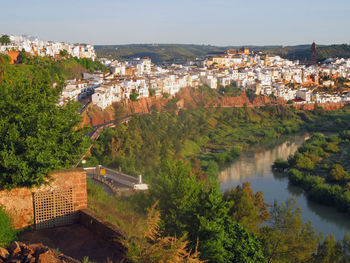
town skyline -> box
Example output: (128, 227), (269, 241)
(2, 0), (350, 46)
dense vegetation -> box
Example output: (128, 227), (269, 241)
(0, 206), (17, 247)
(88, 160), (350, 263)
(85, 103), (350, 262)
(0, 55), (94, 189)
(86, 105), (305, 177)
(273, 132), (350, 214)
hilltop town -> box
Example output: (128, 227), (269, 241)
(62, 45), (350, 110)
(1, 34), (350, 110)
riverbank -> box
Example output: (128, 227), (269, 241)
(273, 132), (350, 215)
(218, 133), (350, 240)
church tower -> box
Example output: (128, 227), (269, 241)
(311, 42), (317, 65)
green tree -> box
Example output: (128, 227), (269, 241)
(0, 62), (89, 189)
(259, 198), (320, 263)
(327, 164), (349, 182)
(130, 93), (139, 102)
(310, 235), (343, 263)
(148, 88), (156, 97)
(59, 49), (68, 57)
(224, 182), (270, 233)
(147, 160), (266, 263)
(0, 35), (11, 45)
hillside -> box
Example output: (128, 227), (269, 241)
(263, 44), (350, 62)
(95, 43), (350, 63)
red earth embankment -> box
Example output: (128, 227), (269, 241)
(81, 87), (346, 128)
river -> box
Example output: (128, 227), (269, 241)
(218, 134), (350, 240)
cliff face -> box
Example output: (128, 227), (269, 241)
(81, 87), (345, 128)
(82, 97), (169, 127)
(294, 102), (344, 111)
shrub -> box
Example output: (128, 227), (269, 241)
(130, 93), (139, 102)
(273, 158), (289, 171)
(295, 156), (315, 171)
(327, 164), (349, 182)
(0, 206), (17, 247)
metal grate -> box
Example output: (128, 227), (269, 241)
(33, 188), (75, 230)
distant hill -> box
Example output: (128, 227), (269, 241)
(262, 44), (350, 62)
(95, 43), (350, 63)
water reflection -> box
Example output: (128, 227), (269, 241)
(219, 135), (308, 183)
(219, 134), (350, 240)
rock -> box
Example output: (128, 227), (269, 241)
(37, 250), (60, 263)
(0, 248), (9, 260)
(0, 242), (80, 263)
(6, 242), (20, 255)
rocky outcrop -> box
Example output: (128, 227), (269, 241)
(0, 242), (80, 263)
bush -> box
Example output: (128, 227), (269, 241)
(327, 164), (349, 182)
(0, 206), (17, 247)
(130, 93), (139, 102)
(273, 158), (289, 171)
(295, 156), (315, 171)
(148, 88), (155, 97)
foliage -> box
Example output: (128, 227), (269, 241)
(219, 84), (241, 97)
(87, 106), (305, 177)
(259, 198), (320, 263)
(113, 102), (126, 126)
(272, 158), (289, 171)
(0, 35), (11, 45)
(148, 88), (156, 97)
(59, 49), (68, 57)
(224, 182), (270, 233)
(0, 56), (90, 189)
(310, 234), (350, 263)
(130, 93), (139, 102)
(327, 164), (349, 182)
(0, 206), (17, 247)
(278, 132), (350, 213)
(145, 160), (266, 263)
(126, 202), (204, 263)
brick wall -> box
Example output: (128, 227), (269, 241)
(0, 168), (87, 229)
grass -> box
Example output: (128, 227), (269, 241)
(86, 179), (147, 239)
(0, 206), (17, 247)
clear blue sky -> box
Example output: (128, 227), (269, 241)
(1, 0), (350, 46)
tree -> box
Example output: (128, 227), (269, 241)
(126, 202), (204, 263)
(59, 49), (68, 57)
(130, 93), (139, 102)
(224, 182), (270, 233)
(259, 198), (320, 263)
(327, 164), (349, 182)
(0, 61), (90, 189)
(0, 35), (11, 45)
(310, 235), (343, 263)
(113, 102), (126, 126)
(147, 160), (266, 263)
(148, 88), (156, 97)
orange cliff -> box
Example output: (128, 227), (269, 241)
(80, 87), (346, 128)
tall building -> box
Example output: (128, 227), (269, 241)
(311, 42), (317, 65)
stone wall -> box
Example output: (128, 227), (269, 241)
(79, 209), (126, 257)
(0, 168), (87, 229)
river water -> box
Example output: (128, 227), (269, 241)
(218, 134), (350, 240)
